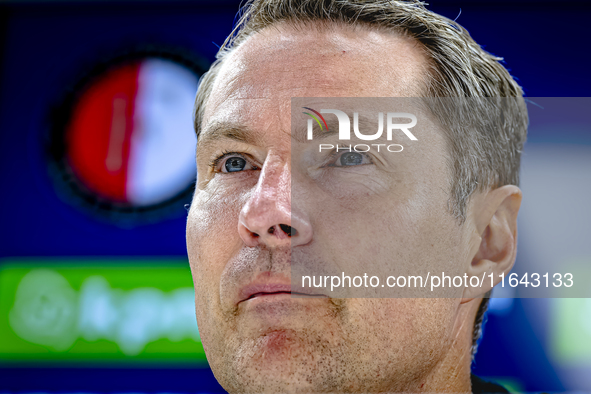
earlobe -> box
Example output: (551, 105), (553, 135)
(461, 185), (522, 302)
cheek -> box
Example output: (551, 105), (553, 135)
(313, 191), (451, 278)
(186, 188), (245, 325)
(346, 298), (457, 363)
(187, 180), (249, 261)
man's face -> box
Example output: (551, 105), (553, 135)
(187, 24), (477, 392)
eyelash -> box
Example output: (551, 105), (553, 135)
(324, 147), (373, 167)
(209, 151), (258, 173)
(208, 147), (372, 172)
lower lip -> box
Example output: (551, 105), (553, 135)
(243, 292), (293, 303)
(240, 292), (327, 306)
(236, 293), (332, 327)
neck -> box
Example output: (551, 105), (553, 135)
(411, 299), (478, 393)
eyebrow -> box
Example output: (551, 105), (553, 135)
(293, 113), (383, 143)
(198, 113), (386, 148)
(294, 118), (340, 142)
(197, 122), (263, 151)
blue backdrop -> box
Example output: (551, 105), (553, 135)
(1, 1), (590, 392)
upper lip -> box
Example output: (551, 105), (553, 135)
(237, 281), (327, 305)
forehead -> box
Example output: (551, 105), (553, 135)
(201, 22), (430, 133)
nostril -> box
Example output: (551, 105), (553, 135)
(264, 224), (297, 238)
(279, 224), (296, 237)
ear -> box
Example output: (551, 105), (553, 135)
(461, 185), (522, 303)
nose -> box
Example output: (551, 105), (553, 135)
(238, 156), (312, 248)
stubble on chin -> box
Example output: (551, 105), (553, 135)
(210, 245), (351, 393)
(217, 322), (351, 394)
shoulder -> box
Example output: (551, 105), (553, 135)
(471, 374), (510, 394)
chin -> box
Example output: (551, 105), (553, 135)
(214, 328), (346, 394)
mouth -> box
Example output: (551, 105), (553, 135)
(243, 291), (327, 302)
(237, 282), (328, 305)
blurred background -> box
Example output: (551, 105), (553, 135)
(0, 0), (590, 392)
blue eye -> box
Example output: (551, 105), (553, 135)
(210, 151), (258, 174)
(225, 157), (247, 172)
(339, 152), (364, 166)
